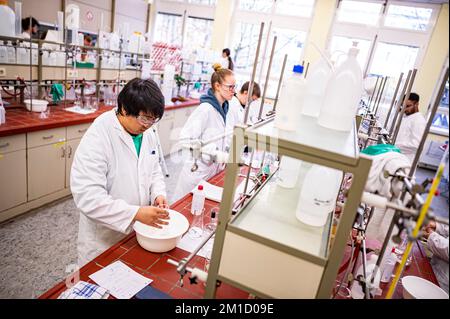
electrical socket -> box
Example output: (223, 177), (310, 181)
(67, 69), (79, 78)
(0, 68), (6, 77)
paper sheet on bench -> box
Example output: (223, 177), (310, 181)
(89, 261), (153, 299)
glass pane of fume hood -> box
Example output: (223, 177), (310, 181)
(248, 115), (358, 159)
(231, 162), (333, 259)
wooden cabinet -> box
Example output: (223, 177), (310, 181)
(0, 134), (27, 212)
(27, 141), (66, 201)
(65, 138), (81, 189)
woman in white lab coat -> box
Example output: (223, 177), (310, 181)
(71, 78), (170, 266)
(395, 92), (427, 164)
(220, 48), (234, 71)
(172, 64), (235, 203)
(423, 220), (449, 293)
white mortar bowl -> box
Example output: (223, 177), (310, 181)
(133, 209), (189, 253)
(24, 99), (48, 112)
(402, 276), (449, 299)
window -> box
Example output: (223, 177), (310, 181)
(188, 0), (217, 5)
(185, 17), (213, 50)
(369, 42), (419, 77)
(153, 13), (183, 45)
(238, 0), (273, 13)
(275, 0), (316, 18)
(431, 79), (449, 136)
(231, 0), (316, 98)
(337, 1), (383, 26)
(384, 4), (433, 31)
(232, 22), (267, 74)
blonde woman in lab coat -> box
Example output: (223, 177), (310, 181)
(71, 78), (170, 266)
(172, 65), (236, 203)
(395, 92), (426, 164)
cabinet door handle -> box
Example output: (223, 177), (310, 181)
(77, 129), (87, 133)
(0, 143), (10, 148)
(42, 135), (54, 140)
(67, 145), (73, 158)
(61, 146), (66, 158)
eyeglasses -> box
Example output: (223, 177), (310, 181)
(136, 114), (160, 126)
(221, 83), (236, 92)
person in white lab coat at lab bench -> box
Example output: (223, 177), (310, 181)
(225, 82), (261, 134)
(71, 78), (170, 267)
(423, 220), (449, 294)
(171, 64), (235, 203)
(395, 92), (427, 164)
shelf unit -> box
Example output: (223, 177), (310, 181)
(204, 116), (372, 298)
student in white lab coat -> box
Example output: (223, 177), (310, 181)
(220, 48), (234, 71)
(395, 92), (427, 164)
(423, 220), (449, 293)
(71, 78), (170, 266)
(172, 64), (235, 203)
(225, 81), (261, 148)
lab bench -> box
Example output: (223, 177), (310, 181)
(38, 168), (440, 299)
(39, 170), (249, 299)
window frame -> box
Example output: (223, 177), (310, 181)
(229, 0), (317, 98)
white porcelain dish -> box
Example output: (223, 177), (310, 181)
(402, 276), (448, 299)
(133, 209), (189, 253)
(24, 99), (49, 112)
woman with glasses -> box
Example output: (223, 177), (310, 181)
(172, 64), (236, 203)
(71, 78), (170, 266)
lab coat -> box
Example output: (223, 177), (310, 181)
(395, 112), (426, 164)
(225, 95), (244, 147)
(428, 223), (449, 293)
(171, 102), (227, 203)
(71, 109), (166, 266)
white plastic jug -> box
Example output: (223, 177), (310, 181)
(301, 58), (332, 118)
(277, 156), (302, 189)
(0, 1), (15, 38)
(296, 164), (343, 227)
(318, 42), (363, 132)
(274, 65), (306, 131)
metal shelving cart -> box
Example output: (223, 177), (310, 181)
(204, 116), (372, 298)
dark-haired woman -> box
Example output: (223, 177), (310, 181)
(221, 48), (234, 71)
(71, 78), (170, 266)
(172, 64), (236, 203)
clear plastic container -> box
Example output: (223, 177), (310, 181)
(301, 58), (332, 118)
(318, 42), (363, 132)
(191, 184), (205, 215)
(277, 156), (302, 189)
(0, 1), (16, 38)
(296, 164), (343, 227)
(7, 41), (15, 64)
(274, 65), (306, 131)
(0, 42), (7, 63)
(381, 248), (397, 283)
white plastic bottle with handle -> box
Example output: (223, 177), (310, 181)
(301, 57), (332, 118)
(274, 65), (307, 131)
(318, 42), (363, 132)
(296, 164), (343, 227)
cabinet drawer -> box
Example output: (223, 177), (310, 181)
(0, 134), (26, 153)
(67, 123), (90, 140)
(27, 128), (66, 148)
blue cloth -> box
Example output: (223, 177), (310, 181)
(58, 281), (109, 299)
(200, 88), (229, 123)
